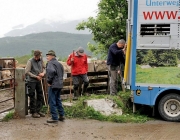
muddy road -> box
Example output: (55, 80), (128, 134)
(0, 116), (180, 140)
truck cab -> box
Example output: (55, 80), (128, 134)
(126, 0), (180, 121)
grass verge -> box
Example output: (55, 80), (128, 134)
(136, 65), (180, 84)
(1, 111), (14, 122)
(64, 91), (151, 123)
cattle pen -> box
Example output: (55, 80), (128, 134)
(1, 59), (123, 118)
(0, 58), (16, 114)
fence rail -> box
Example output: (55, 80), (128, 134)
(0, 58), (16, 114)
(61, 71), (109, 95)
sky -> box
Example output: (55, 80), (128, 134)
(0, 0), (99, 37)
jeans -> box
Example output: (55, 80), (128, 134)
(48, 87), (64, 120)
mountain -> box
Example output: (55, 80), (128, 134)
(4, 19), (90, 37)
(0, 32), (94, 57)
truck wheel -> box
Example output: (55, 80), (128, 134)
(158, 93), (180, 121)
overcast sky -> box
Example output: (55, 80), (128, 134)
(0, 0), (99, 37)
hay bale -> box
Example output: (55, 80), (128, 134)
(93, 60), (108, 72)
(88, 62), (95, 72)
(59, 61), (71, 73)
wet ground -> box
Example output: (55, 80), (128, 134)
(0, 116), (180, 140)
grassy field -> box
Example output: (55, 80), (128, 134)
(15, 55), (180, 85)
(136, 65), (180, 84)
(15, 55), (32, 65)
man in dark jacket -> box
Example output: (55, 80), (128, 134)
(46, 50), (65, 123)
(25, 50), (46, 118)
(107, 39), (125, 95)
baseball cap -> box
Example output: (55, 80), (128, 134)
(77, 47), (84, 55)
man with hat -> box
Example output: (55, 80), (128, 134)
(25, 50), (46, 118)
(46, 50), (65, 123)
(67, 47), (89, 99)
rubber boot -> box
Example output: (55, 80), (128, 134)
(73, 90), (79, 100)
(82, 85), (90, 96)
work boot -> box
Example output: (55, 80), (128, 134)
(59, 116), (65, 121)
(82, 91), (88, 96)
(37, 112), (45, 117)
(47, 118), (58, 123)
(32, 113), (40, 118)
(73, 90), (79, 100)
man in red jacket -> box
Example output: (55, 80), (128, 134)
(67, 47), (89, 99)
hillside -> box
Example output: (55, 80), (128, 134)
(0, 32), (94, 57)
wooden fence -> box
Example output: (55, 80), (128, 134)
(61, 71), (109, 95)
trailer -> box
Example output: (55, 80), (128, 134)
(125, 0), (180, 121)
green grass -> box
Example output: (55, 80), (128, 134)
(15, 55), (32, 65)
(64, 91), (151, 123)
(40, 91), (150, 123)
(2, 111), (14, 122)
(136, 65), (180, 84)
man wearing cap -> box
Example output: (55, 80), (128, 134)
(46, 50), (65, 123)
(67, 47), (89, 99)
(107, 39), (126, 95)
(25, 50), (46, 118)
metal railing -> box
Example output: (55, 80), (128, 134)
(0, 58), (16, 114)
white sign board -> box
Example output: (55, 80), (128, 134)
(137, 0), (180, 49)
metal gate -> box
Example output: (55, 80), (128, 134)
(0, 58), (16, 114)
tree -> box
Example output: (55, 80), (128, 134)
(137, 49), (178, 67)
(143, 50), (156, 65)
(76, 0), (128, 58)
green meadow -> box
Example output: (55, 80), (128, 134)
(136, 65), (180, 85)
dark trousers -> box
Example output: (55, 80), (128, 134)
(107, 65), (119, 95)
(48, 87), (64, 120)
(28, 81), (44, 114)
(72, 74), (89, 91)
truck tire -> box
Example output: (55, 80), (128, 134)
(158, 93), (180, 121)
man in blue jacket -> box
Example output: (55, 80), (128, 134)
(46, 50), (65, 123)
(107, 39), (125, 95)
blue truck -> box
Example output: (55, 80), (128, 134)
(125, 0), (180, 121)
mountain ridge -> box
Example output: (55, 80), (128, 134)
(0, 32), (94, 57)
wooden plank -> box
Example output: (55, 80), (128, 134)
(63, 78), (108, 86)
(61, 89), (74, 95)
(63, 81), (71, 86)
(61, 71), (109, 95)
(61, 85), (108, 95)
(88, 85), (108, 91)
(87, 71), (108, 76)
(89, 78), (108, 83)
(65, 71), (108, 78)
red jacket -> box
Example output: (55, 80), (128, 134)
(67, 52), (88, 75)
